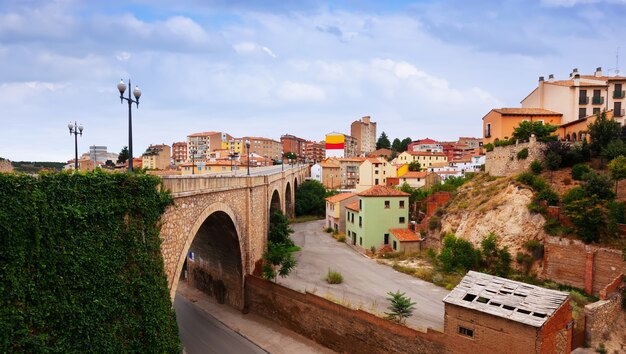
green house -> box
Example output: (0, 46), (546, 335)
(345, 185), (418, 253)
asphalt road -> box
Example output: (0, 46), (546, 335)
(174, 296), (267, 354)
(280, 220), (448, 331)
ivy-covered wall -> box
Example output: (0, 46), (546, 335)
(0, 172), (181, 353)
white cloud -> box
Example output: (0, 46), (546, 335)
(116, 51), (131, 61)
(233, 41), (278, 58)
(275, 81), (326, 102)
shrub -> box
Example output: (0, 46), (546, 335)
(571, 163), (591, 180)
(484, 143), (494, 152)
(545, 151), (562, 170)
(601, 139), (626, 161)
(530, 160), (543, 174)
(385, 291), (416, 324)
(537, 189), (559, 206)
(517, 148), (529, 160)
(438, 234), (481, 272)
(562, 186), (585, 204)
(428, 216), (441, 231)
(336, 234), (346, 242)
(326, 269), (344, 284)
(581, 172), (615, 200)
(523, 240), (545, 259)
(516, 252), (534, 274)
(370, 246), (377, 254)
(324, 227), (334, 233)
(562, 177), (572, 185)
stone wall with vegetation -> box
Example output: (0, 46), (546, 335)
(584, 292), (623, 344)
(485, 138), (545, 176)
(245, 275), (450, 354)
(0, 172), (180, 353)
(0, 158), (13, 173)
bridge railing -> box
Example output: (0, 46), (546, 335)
(160, 165), (306, 196)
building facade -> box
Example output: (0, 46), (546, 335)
(522, 67), (626, 124)
(396, 151), (449, 169)
(281, 134), (307, 159)
(397, 171), (441, 189)
(407, 138), (443, 153)
(345, 185), (411, 252)
(187, 132), (232, 160)
(351, 116), (377, 155)
(325, 192), (358, 233)
(304, 140), (325, 163)
(171, 141), (188, 164)
(337, 157), (365, 189)
(356, 157), (397, 192)
(142, 144), (171, 170)
(481, 108), (563, 145)
(344, 135), (359, 158)
(242, 136), (282, 161)
(325, 132), (345, 159)
(320, 158), (341, 189)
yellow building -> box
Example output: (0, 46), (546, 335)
(481, 108), (562, 145)
(356, 157), (396, 192)
(180, 160), (237, 175)
(142, 144), (171, 170)
(396, 151), (449, 169)
(320, 158), (341, 189)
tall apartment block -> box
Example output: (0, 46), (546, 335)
(281, 134), (307, 158)
(351, 116), (377, 155)
(304, 140), (325, 163)
(241, 136), (283, 160)
(171, 141), (187, 164)
(187, 132), (232, 160)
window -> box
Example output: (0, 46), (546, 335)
(593, 107), (601, 115)
(359, 200), (362, 210)
(579, 89), (588, 104)
(393, 240), (397, 250)
(399, 217), (406, 224)
(359, 237), (362, 245)
(359, 216), (362, 227)
(579, 108), (587, 119)
(384, 200), (390, 208)
(375, 178), (379, 185)
(399, 201), (405, 208)
(384, 234), (389, 245)
(615, 102), (623, 117)
(458, 326), (474, 338)
(375, 170), (379, 174)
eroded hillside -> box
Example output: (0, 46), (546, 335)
(440, 174), (549, 256)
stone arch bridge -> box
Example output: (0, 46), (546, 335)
(159, 166), (308, 309)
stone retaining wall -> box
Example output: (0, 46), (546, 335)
(584, 291), (624, 344)
(485, 137), (545, 177)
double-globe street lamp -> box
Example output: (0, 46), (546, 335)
(68, 122), (84, 171)
(245, 139), (251, 176)
(190, 148), (197, 175)
(117, 79), (142, 172)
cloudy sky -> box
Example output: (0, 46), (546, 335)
(2, 0), (626, 161)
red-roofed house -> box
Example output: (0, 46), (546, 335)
(398, 171), (441, 189)
(325, 192), (358, 233)
(356, 157), (397, 192)
(407, 138), (443, 153)
(396, 151), (449, 169)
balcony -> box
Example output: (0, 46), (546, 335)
(615, 109), (625, 117)
(592, 96), (605, 105)
(614, 91), (625, 99)
(579, 96), (589, 105)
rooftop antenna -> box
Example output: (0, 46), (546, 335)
(610, 47), (620, 76)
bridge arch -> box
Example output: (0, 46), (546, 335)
(285, 181), (293, 217)
(172, 202), (245, 309)
(270, 188), (281, 215)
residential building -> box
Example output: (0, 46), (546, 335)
(222, 138), (245, 155)
(65, 158), (98, 171)
(325, 132), (345, 158)
(337, 157), (365, 189)
(310, 163), (322, 183)
(172, 141), (187, 164)
(407, 138), (443, 153)
(396, 151), (449, 169)
(88, 146), (117, 164)
(304, 140), (325, 163)
(281, 134), (307, 159)
(397, 171), (441, 189)
(241, 136), (282, 161)
(180, 160), (236, 175)
(558, 109), (615, 142)
(187, 131), (232, 160)
(325, 192), (358, 233)
(443, 271), (572, 354)
(344, 135), (359, 158)
(320, 158), (341, 189)
(522, 67), (626, 124)
(482, 108), (562, 145)
(345, 185), (416, 253)
(142, 144), (171, 170)
(367, 148), (393, 159)
(458, 137), (482, 150)
(351, 115), (377, 155)
(356, 157), (397, 192)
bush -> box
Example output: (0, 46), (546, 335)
(484, 143), (494, 152)
(523, 240), (545, 259)
(324, 227), (334, 233)
(571, 163), (591, 180)
(438, 234), (481, 272)
(581, 172), (615, 200)
(530, 160), (543, 174)
(326, 269), (344, 284)
(517, 148), (529, 160)
(336, 234), (346, 242)
(295, 180), (327, 216)
(516, 252), (534, 274)
(537, 189), (559, 206)
(370, 246), (377, 254)
(428, 216), (441, 231)
(545, 151), (562, 170)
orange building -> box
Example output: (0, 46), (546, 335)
(482, 108), (562, 144)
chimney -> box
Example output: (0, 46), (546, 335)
(539, 76), (544, 82)
(574, 73), (580, 86)
(570, 68), (579, 78)
(595, 67), (602, 77)
(548, 74), (555, 82)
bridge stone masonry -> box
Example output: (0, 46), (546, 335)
(158, 166), (308, 309)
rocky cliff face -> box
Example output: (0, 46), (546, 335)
(440, 175), (548, 257)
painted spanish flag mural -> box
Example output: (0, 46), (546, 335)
(325, 133), (345, 158)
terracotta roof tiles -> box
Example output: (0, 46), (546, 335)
(346, 201), (360, 211)
(493, 108), (562, 115)
(389, 228), (421, 242)
(358, 185), (409, 197)
(326, 192), (356, 203)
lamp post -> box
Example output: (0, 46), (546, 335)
(245, 140), (251, 176)
(190, 148), (197, 175)
(117, 79), (142, 172)
(68, 122), (84, 171)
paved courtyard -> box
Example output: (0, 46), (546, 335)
(279, 220), (448, 331)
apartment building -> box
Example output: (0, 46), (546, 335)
(241, 136), (282, 161)
(407, 138), (443, 153)
(344, 135), (359, 157)
(222, 138), (244, 155)
(304, 140), (325, 163)
(522, 67), (626, 124)
(351, 116), (377, 155)
(187, 132), (232, 160)
(142, 144), (171, 170)
(338, 157), (365, 189)
(171, 141), (187, 164)
(482, 108), (563, 145)
(320, 158), (341, 189)
(396, 151), (449, 168)
(281, 134), (307, 158)
(356, 157), (396, 191)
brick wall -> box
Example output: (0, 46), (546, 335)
(245, 275), (450, 354)
(539, 299), (573, 354)
(485, 138), (545, 177)
(584, 292), (624, 344)
(543, 236), (625, 295)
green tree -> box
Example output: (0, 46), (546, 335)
(408, 161), (421, 171)
(391, 138), (402, 152)
(117, 146), (129, 164)
(262, 211), (300, 281)
(608, 156), (626, 194)
(376, 132), (391, 149)
(563, 196), (605, 243)
(545, 151), (562, 171)
(295, 180), (326, 216)
(588, 110), (621, 155)
(400, 137), (412, 152)
(601, 139), (626, 161)
(512, 121), (558, 142)
(438, 234), (481, 272)
(480, 233), (511, 277)
(581, 172), (615, 200)
(385, 291), (416, 324)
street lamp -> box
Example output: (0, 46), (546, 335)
(190, 148), (197, 175)
(68, 122), (84, 171)
(245, 140), (251, 176)
(117, 79), (142, 172)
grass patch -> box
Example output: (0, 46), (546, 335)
(326, 269), (344, 284)
(290, 215), (325, 224)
